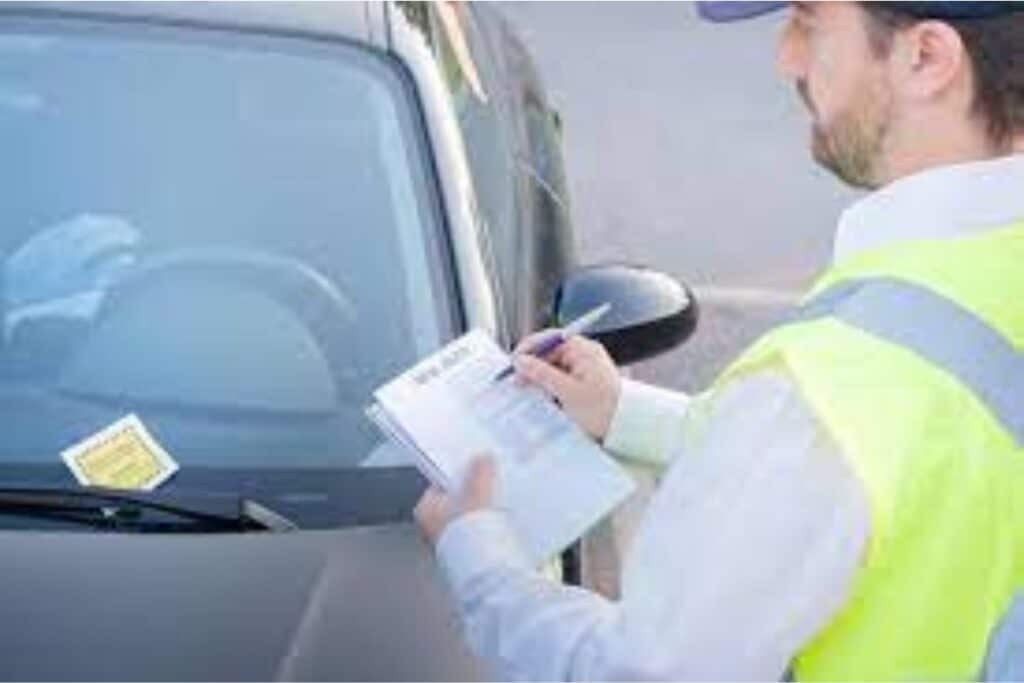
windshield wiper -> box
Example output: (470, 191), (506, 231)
(0, 487), (297, 533)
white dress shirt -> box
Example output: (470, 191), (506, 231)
(435, 153), (1024, 681)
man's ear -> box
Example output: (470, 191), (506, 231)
(892, 20), (970, 106)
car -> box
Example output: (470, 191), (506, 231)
(0, 2), (697, 680)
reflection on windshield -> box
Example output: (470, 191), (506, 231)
(4, 214), (138, 353)
(0, 24), (444, 483)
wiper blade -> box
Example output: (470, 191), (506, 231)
(0, 487), (297, 533)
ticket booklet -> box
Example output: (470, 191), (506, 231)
(367, 329), (635, 563)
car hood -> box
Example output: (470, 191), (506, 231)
(0, 524), (487, 681)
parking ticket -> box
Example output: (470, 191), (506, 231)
(61, 414), (179, 490)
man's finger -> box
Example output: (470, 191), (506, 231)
(559, 344), (590, 369)
(413, 487), (445, 522)
(580, 337), (611, 362)
(463, 456), (496, 510)
(514, 354), (578, 399)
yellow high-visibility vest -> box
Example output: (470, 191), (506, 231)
(709, 221), (1024, 680)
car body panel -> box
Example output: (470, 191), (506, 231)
(0, 526), (485, 681)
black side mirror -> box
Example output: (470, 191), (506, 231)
(552, 264), (698, 366)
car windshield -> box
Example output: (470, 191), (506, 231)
(0, 20), (450, 525)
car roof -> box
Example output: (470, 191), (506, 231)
(0, 2), (386, 49)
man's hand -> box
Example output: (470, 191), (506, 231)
(512, 331), (621, 442)
(414, 456), (496, 546)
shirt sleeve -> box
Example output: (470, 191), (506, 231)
(602, 378), (692, 468)
(434, 369), (870, 681)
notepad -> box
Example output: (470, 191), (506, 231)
(368, 329), (635, 564)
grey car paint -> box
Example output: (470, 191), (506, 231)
(0, 2), (535, 680)
(0, 526), (484, 680)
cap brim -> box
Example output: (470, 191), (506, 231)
(697, 1), (788, 22)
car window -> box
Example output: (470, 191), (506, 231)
(0, 21), (451, 496)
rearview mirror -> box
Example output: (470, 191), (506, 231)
(552, 264), (698, 366)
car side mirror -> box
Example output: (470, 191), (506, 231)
(552, 264), (698, 366)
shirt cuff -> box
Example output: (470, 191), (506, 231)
(436, 509), (532, 595)
(603, 378), (691, 466)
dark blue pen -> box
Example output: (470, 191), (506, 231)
(493, 303), (612, 383)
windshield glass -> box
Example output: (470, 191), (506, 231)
(0, 20), (449, 520)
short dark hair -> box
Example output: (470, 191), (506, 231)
(860, 2), (1024, 145)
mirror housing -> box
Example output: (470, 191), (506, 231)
(552, 264), (697, 366)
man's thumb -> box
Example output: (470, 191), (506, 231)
(463, 455), (496, 511)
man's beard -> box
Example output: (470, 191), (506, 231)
(798, 79), (891, 190)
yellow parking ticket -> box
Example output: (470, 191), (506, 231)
(61, 414), (179, 490)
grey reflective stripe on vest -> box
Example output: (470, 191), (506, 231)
(794, 277), (1024, 445)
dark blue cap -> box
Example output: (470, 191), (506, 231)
(698, 1), (1024, 23)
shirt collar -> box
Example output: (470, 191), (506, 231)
(833, 154), (1024, 263)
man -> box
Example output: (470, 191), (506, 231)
(415, 2), (1024, 679)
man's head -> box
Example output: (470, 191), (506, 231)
(709, 2), (1024, 189)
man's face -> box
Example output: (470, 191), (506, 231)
(777, 1), (895, 189)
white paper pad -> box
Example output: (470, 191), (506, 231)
(369, 330), (635, 563)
